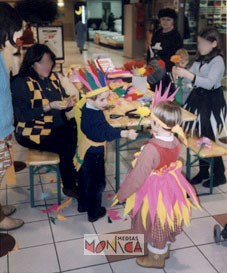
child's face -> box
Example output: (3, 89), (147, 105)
(160, 17), (174, 32)
(197, 36), (217, 56)
(178, 58), (189, 68)
(91, 91), (110, 111)
(150, 120), (159, 136)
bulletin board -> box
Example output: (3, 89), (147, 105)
(37, 25), (64, 60)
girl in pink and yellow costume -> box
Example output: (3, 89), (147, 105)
(114, 84), (200, 268)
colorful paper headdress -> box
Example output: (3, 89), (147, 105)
(150, 82), (187, 146)
(152, 81), (178, 107)
(75, 60), (109, 98)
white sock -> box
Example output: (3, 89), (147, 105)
(147, 243), (168, 255)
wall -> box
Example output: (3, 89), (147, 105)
(0, 0), (75, 41)
(123, 4), (145, 59)
(152, 0), (175, 16)
(55, 0), (75, 41)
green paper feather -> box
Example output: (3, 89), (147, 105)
(86, 71), (98, 90)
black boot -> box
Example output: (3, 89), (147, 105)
(203, 176), (226, 188)
(88, 207), (106, 222)
(190, 172), (209, 185)
(63, 186), (79, 199)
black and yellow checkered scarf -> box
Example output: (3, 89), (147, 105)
(16, 73), (63, 144)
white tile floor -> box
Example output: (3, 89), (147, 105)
(1, 41), (227, 273)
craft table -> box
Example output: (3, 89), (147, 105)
(105, 91), (197, 192)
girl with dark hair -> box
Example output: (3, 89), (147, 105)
(0, 2), (24, 257)
(11, 44), (79, 199)
(173, 27), (226, 187)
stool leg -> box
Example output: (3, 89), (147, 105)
(56, 166), (61, 205)
(186, 147), (191, 181)
(29, 166), (35, 207)
(209, 158), (214, 194)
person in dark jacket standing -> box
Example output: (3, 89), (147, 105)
(149, 8), (183, 72)
(75, 18), (87, 54)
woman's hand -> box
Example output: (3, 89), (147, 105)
(49, 101), (68, 110)
(64, 96), (77, 108)
(172, 66), (195, 81)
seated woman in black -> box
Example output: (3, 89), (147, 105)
(11, 44), (78, 198)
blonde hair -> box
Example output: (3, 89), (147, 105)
(175, 48), (189, 62)
(153, 101), (181, 128)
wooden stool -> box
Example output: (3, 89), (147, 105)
(27, 150), (61, 207)
(186, 137), (227, 194)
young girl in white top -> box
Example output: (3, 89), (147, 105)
(173, 27), (226, 187)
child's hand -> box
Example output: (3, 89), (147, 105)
(173, 67), (194, 81)
(173, 66), (186, 78)
(128, 129), (138, 140)
(121, 129), (138, 139)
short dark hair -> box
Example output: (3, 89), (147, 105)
(158, 8), (177, 21)
(19, 44), (56, 78)
(0, 3), (22, 49)
(196, 27), (224, 63)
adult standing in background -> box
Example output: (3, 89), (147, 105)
(0, 2), (24, 257)
(75, 18), (87, 54)
(108, 12), (115, 31)
(149, 8), (183, 72)
(13, 23), (35, 56)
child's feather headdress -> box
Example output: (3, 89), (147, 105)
(150, 82), (187, 146)
(75, 60), (109, 98)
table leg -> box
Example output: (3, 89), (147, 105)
(209, 158), (214, 194)
(115, 138), (120, 192)
(186, 148), (191, 180)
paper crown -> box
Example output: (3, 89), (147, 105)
(150, 82), (187, 146)
(152, 81), (178, 107)
(75, 60), (109, 98)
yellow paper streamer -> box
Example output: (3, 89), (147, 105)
(56, 214), (67, 221)
(56, 198), (72, 212)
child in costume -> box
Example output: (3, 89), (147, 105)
(173, 27), (226, 187)
(171, 48), (190, 105)
(114, 85), (200, 268)
(74, 61), (138, 222)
